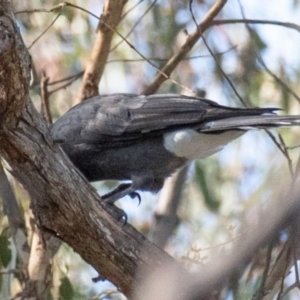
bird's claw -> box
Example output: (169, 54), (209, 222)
(101, 183), (141, 223)
(105, 203), (128, 225)
(129, 191), (141, 206)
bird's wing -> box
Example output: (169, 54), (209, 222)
(51, 93), (278, 146)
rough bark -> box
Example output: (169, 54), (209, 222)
(0, 2), (173, 297)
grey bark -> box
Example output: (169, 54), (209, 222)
(0, 2), (174, 297)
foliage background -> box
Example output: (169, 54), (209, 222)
(1, 0), (300, 299)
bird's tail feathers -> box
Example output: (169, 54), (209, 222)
(201, 115), (300, 132)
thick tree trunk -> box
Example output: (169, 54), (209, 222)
(0, 2), (173, 297)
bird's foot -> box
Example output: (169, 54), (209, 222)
(101, 183), (142, 223)
(102, 183), (141, 206)
(102, 183), (134, 223)
(105, 204), (128, 224)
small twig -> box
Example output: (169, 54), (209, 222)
(62, 2), (194, 97)
(28, 14), (61, 50)
(110, 0), (157, 52)
(108, 47), (237, 63)
(0, 163), (30, 281)
(277, 272), (288, 300)
(236, 1), (298, 177)
(189, 0), (249, 107)
(48, 71), (84, 86)
(265, 130), (294, 177)
(16, 5), (300, 35)
(236, 2), (300, 104)
(14, 3), (67, 14)
(0, 269), (20, 275)
(292, 241), (300, 284)
(250, 33), (300, 104)
(30, 57), (41, 93)
(280, 282), (300, 299)
(286, 143), (300, 150)
(267, 240), (293, 300)
(210, 19), (300, 34)
(280, 237), (300, 299)
(48, 49), (233, 83)
(45, 48), (234, 96)
(252, 241), (274, 300)
(142, 0), (228, 95)
(48, 72), (83, 95)
(17, 1), (228, 95)
(292, 154), (300, 187)
(120, 0), (143, 21)
(278, 134), (293, 176)
(40, 71), (52, 125)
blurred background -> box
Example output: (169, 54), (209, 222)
(1, 0), (300, 299)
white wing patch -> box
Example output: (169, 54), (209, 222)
(163, 129), (244, 160)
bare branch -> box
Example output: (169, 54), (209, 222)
(27, 14), (61, 50)
(40, 72), (52, 125)
(264, 240), (293, 300)
(25, 218), (61, 299)
(234, 7), (300, 104)
(75, 0), (128, 103)
(48, 71), (84, 86)
(121, 0), (143, 20)
(107, 47), (237, 63)
(14, 2), (68, 15)
(210, 19), (300, 33)
(46, 47), (236, 97)
(253, 241), (274, 300)
(189, 0), (249, 107)
(47, 72), (84, 95)
(136, 190), (300, 300)
(0, 163), (30, 275)
(281, 282), (300, 300)
(67, 2), (195, 94)
(16, 2), (201, 95)
(110, 0), (157, 53)
(149, 166), (188, 248)
(142, 0), (228, 95)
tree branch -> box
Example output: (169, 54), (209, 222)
(75, 0), (128, 103)
(136, 191), (300, 300)
(142, 0), (228, 95)
(0, 2), (175, 297)
(149, 166), (188, 248)
(25, 221), (61, 299)
(0, 163), (30, 277)
(210, 19), (300, 33)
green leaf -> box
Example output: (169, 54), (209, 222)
(0, 227), (12, 268)
(194, 162), (220, 211)
(59, 276), (74, 300)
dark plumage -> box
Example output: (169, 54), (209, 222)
(51, 93), (300, 203)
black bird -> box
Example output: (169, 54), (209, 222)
(51, 93), (300, 204)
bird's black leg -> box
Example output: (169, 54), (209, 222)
(101, 183), (141, 223)
(102, 183), (132, 204)
(102, 183), (141, 205)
